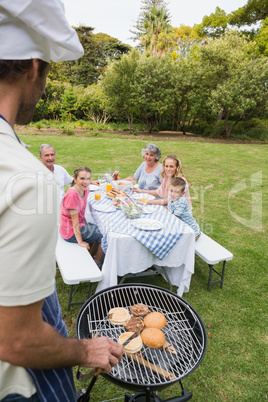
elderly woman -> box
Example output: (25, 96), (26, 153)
(124, 143), (162, 190)
(133, 154), (192, 209)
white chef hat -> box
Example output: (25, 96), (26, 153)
(0, 0), (84, 62)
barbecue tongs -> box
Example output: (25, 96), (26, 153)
(122, 331), (140, 347)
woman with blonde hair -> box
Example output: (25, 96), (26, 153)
(133, 155), (192, 208)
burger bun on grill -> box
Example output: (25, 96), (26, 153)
(144, 312), (167, 329)
(118, 332), (143, 354)
(141, 328), (165, 349)
(108, 307), (130, 325)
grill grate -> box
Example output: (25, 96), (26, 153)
(76, 284), (206, 390)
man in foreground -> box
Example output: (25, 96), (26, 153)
(0, 1), (123, 401)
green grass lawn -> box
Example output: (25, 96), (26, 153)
(22, 131), (268, 402)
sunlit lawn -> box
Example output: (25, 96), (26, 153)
(22, 129), (268, 402)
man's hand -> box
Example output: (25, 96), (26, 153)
(79, 337), (124, 373)
(0, 301), (124, 372)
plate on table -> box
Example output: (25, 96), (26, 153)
(131, 218), (163, 231)
(143, 205), (158, 214)
(90, 184), (100, 191)
(132, 193), (155, 201)
(93, 204), (116, 213)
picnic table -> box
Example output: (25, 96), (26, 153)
(85, 191), (195, 297)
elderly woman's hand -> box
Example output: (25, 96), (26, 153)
(132, 187), (142, 193)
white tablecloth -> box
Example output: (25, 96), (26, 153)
(85, 193), (195, 297)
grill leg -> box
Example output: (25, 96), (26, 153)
(124, 391), (163, 401)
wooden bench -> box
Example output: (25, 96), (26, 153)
(195, 232), (233, 291)
(55, 234), (102, 311)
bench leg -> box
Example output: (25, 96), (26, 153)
(67, 285), (74, 311)
(208, 265), (213, 291)
(207, 261), (226, 291)
(88, 283), (93, 298)
(67, 283), (91, 311)
(220, 261), (226, 289)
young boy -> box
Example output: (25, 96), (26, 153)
(168, 177), (201, 240)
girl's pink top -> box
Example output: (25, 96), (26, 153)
(156, 176), (192, 209)
(60, 187), (89, 239)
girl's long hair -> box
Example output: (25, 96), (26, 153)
(71, 166), (91, 187)
(160, 155), (183, 179)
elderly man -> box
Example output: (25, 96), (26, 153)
(0, 1), (123, 401)
(40, 143), (72, 202)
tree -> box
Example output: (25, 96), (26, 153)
(168, 57), (209, 133)
(197, 31), (268, 138)
(140, 6), (172, 56)
(254, 17), (268, 55)
(34, 79), (67, 121)
(49, 28), (132, 87)
(130, 0), (171, 48)
(170, 25), (205, 58)
(229, 0), (268, 26)
(132, 55), (174, 131)
(54, 26), (98, 87)
(94, 33), (132, 73)
(197, 7), (229, 38)
(60, 87), (77, 121)
(209, 58), (268, 138)
(81, 85), (110, 124)
(100, 50), (141, 129)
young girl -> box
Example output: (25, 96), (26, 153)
(133, 155), (192, 208)
(60, 166), (104, 267)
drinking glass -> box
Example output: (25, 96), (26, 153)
(130, 175), (136, 191)
(94, 189), (101, 201)
(98, 173), (106, 191)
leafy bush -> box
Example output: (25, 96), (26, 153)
(244, 127), (268, 141)
(62, 128), (75, 135)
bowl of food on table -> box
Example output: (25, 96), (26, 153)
(111, 197), (131, 209)
(121, 200), (144, 219)
(112, 180), (131, 192)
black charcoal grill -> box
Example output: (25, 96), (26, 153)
(76, 284), (207, 402)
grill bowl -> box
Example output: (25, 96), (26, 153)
(76, 284), (207, 393)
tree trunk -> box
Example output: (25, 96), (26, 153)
(224, 110), (245, 139)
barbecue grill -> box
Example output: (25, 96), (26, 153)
(76, 284), (207, 401)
